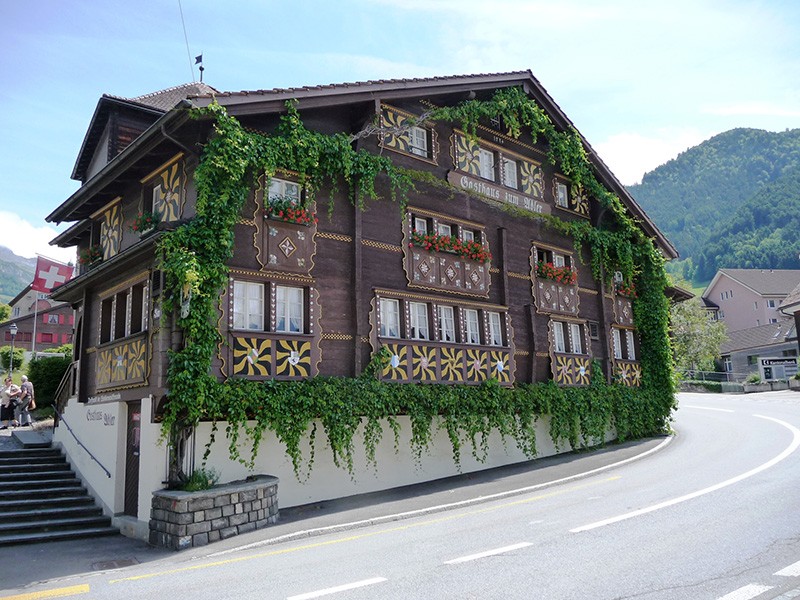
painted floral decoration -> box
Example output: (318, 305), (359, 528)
(535, 261), (577, 285)
(409, 231), (492, 263)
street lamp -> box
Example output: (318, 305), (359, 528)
(8, 323), (18, 375)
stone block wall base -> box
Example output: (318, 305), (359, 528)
(149, 474), (279, 551)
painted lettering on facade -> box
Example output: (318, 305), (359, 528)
(87, 409), (116, 426)
(447, 172), (551, 216)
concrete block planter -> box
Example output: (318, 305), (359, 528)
(743, 383), (771, 393)
(149, 474), (279, 550)
(789, 378), (800, 390)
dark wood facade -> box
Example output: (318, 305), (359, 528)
(48, 73), (677, 411)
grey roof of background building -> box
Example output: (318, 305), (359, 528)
(721, 319), (797, 354)
(781, 281), (800, 313)
(715, 269), (800, 296)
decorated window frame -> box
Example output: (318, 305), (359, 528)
(379, 104), (438, 164)
(531, 243), (580, 316)
(610, 325), (641, 387)
(140, 154), (186, 224)
(548, 317), (592, 386)
(552, 175), (590, 218)
(371, 290), (514, 385)
(223, 272), (321, 380)
(404, 207), (491, 297)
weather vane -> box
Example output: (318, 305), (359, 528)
(195, 54), (204, 82)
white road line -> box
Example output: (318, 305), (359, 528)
(682, 405), (735, 412)
(287, 577), (387, 600)
(571, 415), (800, 533)
(444, 542), (532, 564)
(717, 584), (773, 600)
(776, 559), (800, 577)
(212, 436), (672, 557)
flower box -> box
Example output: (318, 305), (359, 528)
(409, 231), (492, 264)
(78, 245), (102, 267)
(131, 211), (160, 234)
(267, 198), (316, 226)
(534, 261), (576, 285)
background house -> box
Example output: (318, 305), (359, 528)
(720, 320), (797, 379)
(2, 284), (74, 358)
(701, 268), (800, 332)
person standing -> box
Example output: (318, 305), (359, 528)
(1, 376), (20, 429)
(15, 375), (34, 427)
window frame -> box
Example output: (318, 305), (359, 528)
(409, 125), (430, 158)
(502, 157), (518, 189)
(464, 308), (481, 345)
(487, 311), (503, 346)
(267, 177), (301, 206)
(478, 148), (496, 181)
(437, 304), (456, 343)
(380, 298), (401, 338)
(409, 301), (430, 341)
(233, 280), (265, 331)
(275, 285), (304, 334)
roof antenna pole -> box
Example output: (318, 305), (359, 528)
(195, 54), (204, 83)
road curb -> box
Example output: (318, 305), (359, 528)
(209, 434), (674, 557)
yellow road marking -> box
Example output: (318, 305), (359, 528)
(0, 584), (90, 600)
(110, 475), (620, 584)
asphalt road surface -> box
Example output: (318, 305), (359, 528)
(4, 390), (800, 600)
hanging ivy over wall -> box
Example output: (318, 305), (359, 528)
(158, 87), (675, 483)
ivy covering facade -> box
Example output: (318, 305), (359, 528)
(158, 87), (676, 480)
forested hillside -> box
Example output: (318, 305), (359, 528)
(628, 128), (800, 282)
(694, 166), (800, 281)
(0, 246), (35, 305)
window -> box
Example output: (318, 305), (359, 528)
(553, 321), (566, 353)
(488, 312), (503, 346)
(569, 323), (583, 355)
(380, 299), (400, 338)
(588, 321), (600, 340)
(233, 281), (265, 330)
(536, 248), (572, 269)
(464, 308), (481, 344)
(438, 305), (456, 342)
(409, 126), (429, 157)
(767, 299), (777, 308)
(47, 314), (60, 324)
(462, 229), (475, 243)
(612, 328), (623, 360)
(12, 307), (19, 318)
(747, 355), (758, 366)
(553, 254), (566, 268)
(409, 302), (430, 340)
(479, 148), (495, 181)
(99, 281), (148, 344)
(268, 178), (300, 205)
(41, 333), (53, 343)
(753, 301), (758, 310)
(723, 356), (732, 372)
(276, 286), (304, 333)
(502, 157), (518, 189)
(769, 318), (778, 324)
(414, 217), (428, 234)
(625, 330), (636, 361)
(556, 182), (569, 208)
(436, 223), (452, 237)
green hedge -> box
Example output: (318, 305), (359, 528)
(27, 355), (72, 409)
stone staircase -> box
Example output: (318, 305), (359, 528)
(0, 446), (119, 545)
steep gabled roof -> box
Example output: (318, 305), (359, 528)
(71, 82), (218, 182)
(190, 71), (677, 258)
(781, 282), (800, 314)
(703, 269), (800, 299)
(721, 319), (796, 354)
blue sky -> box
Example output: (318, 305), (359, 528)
(1, 0), (798, 262)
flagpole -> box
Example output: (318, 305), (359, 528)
(32, 289), (38, 355)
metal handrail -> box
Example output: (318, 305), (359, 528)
(55, 410), (112, 479)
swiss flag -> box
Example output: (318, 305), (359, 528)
(31, 256), (74, 293)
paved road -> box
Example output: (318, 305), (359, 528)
(3, 391), (800, 599)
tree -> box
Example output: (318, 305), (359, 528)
(0, 303), (9, 323)
(670, 298), (728, 373)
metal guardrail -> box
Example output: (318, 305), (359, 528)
(55, 410), (112, 479)
(681, 370), (751, 383)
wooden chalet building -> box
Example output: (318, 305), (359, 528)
(46, 72), (677, 540)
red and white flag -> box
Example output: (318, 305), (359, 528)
(31, 256), (74, 293)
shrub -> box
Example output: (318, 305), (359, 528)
(182, 467), (220, 492)
(745, 373), (762, 384)
(0, 345), (24, 373)
(27, 354), (72, 409)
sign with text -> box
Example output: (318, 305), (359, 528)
(447, 172), (551, 216)
(759, 357), (798, 381)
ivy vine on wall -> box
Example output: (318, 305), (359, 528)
(157, 87), (675, 484)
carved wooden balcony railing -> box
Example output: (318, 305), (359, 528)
(550, 352), (592, 386)
(96, 332), (148, 391)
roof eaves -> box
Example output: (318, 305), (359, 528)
(48, 102), (193, 224)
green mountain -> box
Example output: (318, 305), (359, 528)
(628, 128), (800, 273)
(0, 246), (35, 305)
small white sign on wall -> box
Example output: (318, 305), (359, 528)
(759, 357), (798, 381)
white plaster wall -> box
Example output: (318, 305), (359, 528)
(137, 398), (169, 523)
(53, 400), (126, 514)
(194, 416), (616, 509)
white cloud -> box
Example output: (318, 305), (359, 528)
(0, 211), (75, 264)
(593, 130), (709, 186)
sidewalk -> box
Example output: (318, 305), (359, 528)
(0, 434), (669, 591)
